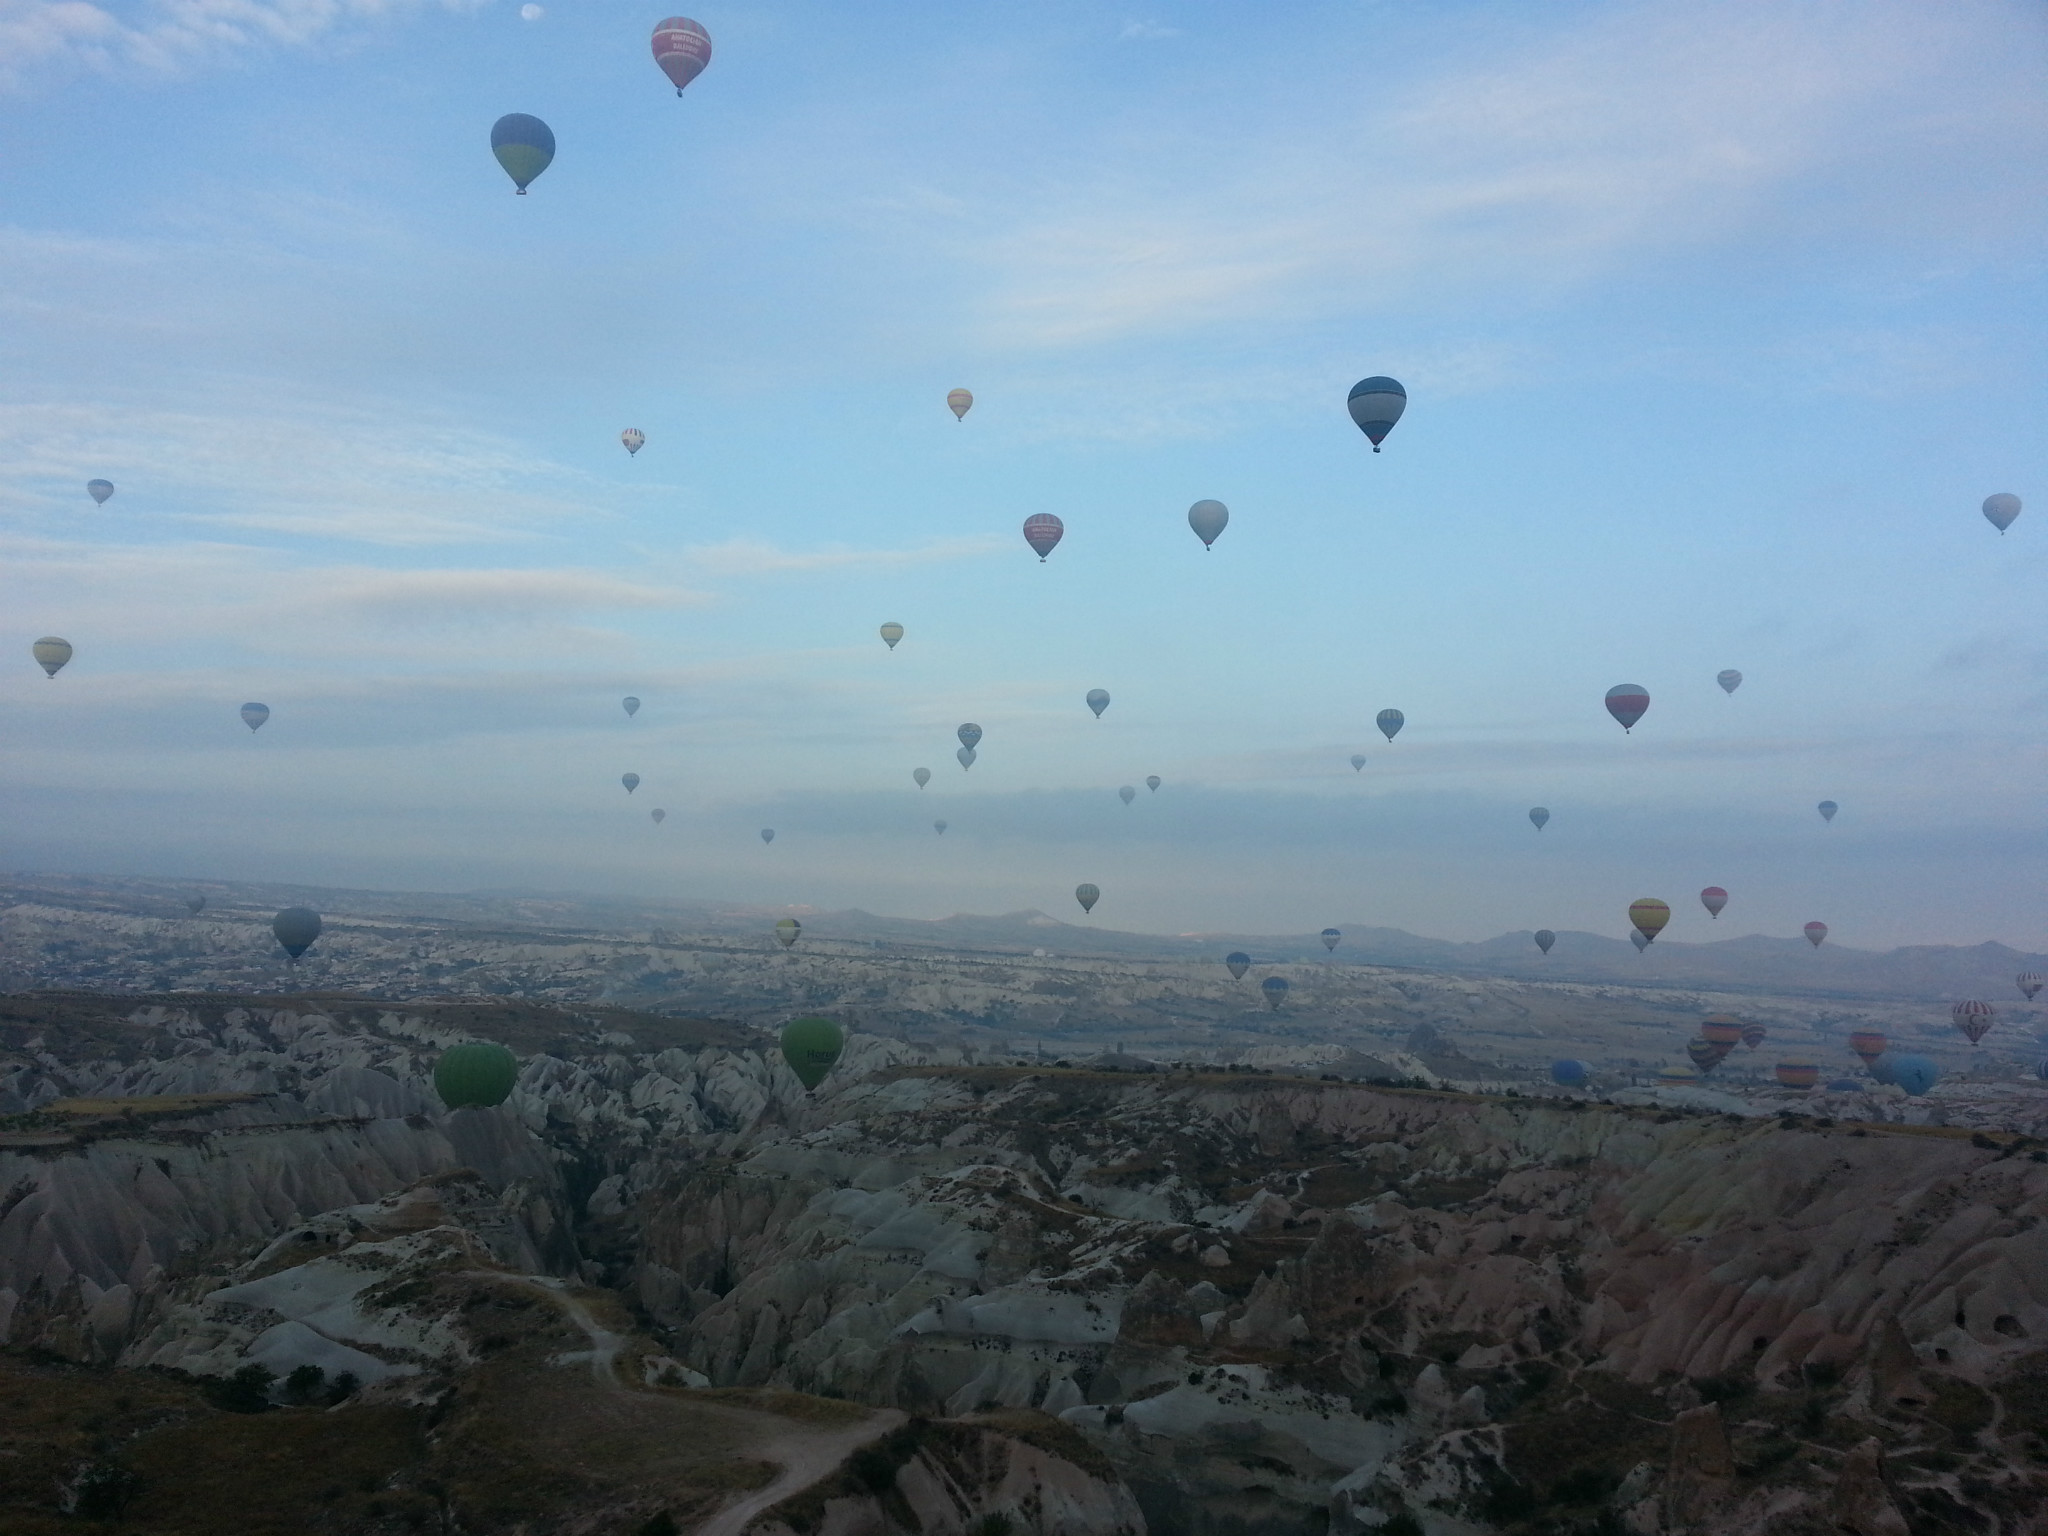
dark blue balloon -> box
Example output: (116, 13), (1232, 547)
(1890, 1054), (1939, 1097)
(1550, 1059), (1587, 1088)
(1225, 951), (1250, 980)
(1260, 975), (1289, 1011)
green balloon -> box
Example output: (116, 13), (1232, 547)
(434, 1042), (519, 1109)
(780, 1016), (844, 1091)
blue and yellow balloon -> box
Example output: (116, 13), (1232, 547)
(491, 114), (555, 194)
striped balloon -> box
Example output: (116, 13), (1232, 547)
(1804, 922), (1828, 947)
(1700, 1017), (1744, 1052)
(1605, 684), (1650, 732)
(1741, 1023), (1766, 1050)
(1023, 513), (1064, 561)
(947, 388), (973, 420)
(1849, 1030), (1887, 1065)
(1950, 1000), (1995, 1045)
(651, 16), (712, 94)
(1655, 1064), (1699, 1086)
(2017, 972), (2043, 1001)
(1700, 886), (1728, 918)
(1346, 376), (1406, 451)
(1775, 1059), (1820, 1090)
(490, 113), (555, 193)
(1628, 898), (1671, 941)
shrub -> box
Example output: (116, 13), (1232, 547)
(69, 1460), (142, 1519)
(205, 1362), (276, 1414)
(283, 1364), (327, 1404)
(638, 1514), (679, 1536)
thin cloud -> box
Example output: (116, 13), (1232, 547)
(1118, 20), (1180, 41)
(678, 534), (1008, 578)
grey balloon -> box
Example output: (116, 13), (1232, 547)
(623, 696), (641, 717)
(272, 906), (322, 960)
(32, 637), (71, 678)
(1818, 800), (1837, 822)
(1075, 883), (1099, 914)
(1529, 807), (1549, 830)
(1086, 689), (1110, 718)
(1630, 930), (1650, 953)
(1376, 709), (1404, 742)
(86, 479), (114, 505)
(1716, 670), (1742, 694)
(913, 767), (931, 788)
(1119, 785), (1136, 805)
(621, 773), (640, 794)
(651, 808), (666, 824)
(1534, 929), (1555, 954)
(957, 746), (976, 770)
(1187, 499), (1228, 549)
(934, 819), (947, 835)
(957, 723), (982, 750)
(240, 703), (269, 732)
(1984, 493), (2021, 533)
(760, 828), (775, 844)
(1350, 754), (1366, 772)
(1145, 775), (1160, 792)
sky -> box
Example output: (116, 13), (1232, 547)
(2, 0), (2046, 948)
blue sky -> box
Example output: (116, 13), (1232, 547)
(3, 0), (2046, 947)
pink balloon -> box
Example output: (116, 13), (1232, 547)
(652, 17), (712, 94)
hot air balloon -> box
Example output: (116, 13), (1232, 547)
(2019, 972), (2044, 1001)
(622, 773), (640, 794)
(240, 703), (269, 732)
(957, 723), (982, 750)
(1776, 1059), (1819, 1090)
(490, 113), (554, 193)
(1075, 883), (1099, 914)
(957, 747), (976, 770)
(1631, 931), (1651, 953)
(1891, 1055), (1939, 1096)
(1686, 1040), (1719, 1072)
(272, 906), (322, 961)
(1741, 1023), (1766, 1050)
(1700, 1017), (1744, 1055)
(1346, 377), (1406, 451)
(1551, 1060), (1587, 1088)
(1529, 807), (1549, 831)
(1087, 689), (1110, 718)
(1605, 684), (1649, 733)
(1868, 1052), (1899, 1086)
(1849, 1030), (1887, 1066)
(1700, 887), (1728, 919)
(1350, 754), (1367, 772)
(1655, 1064), (1698, 1086)
(1534, 930), (1555, 954)
(1717, 670), (1742, 694)
(1146, 775), (1160, 792)
(186, 896), (206, 915)
(1817, 801), (1837, 823)
(1804, 922), (1828, 948)
(1023, 514), (1063, 561)
(780, 1016), (843, 1091)
(86, 479), (114, 505)
(946, 388), (973, 421)
(760, 828), (775, 844)
(1320, 928), (1341, 952)
(32, 637), (71, 678)
(913, 767), (931, 788)
(1628, 899), (1671, 943)
(623, 696), (641, 718)
(880, 622), (903, 650)
(775, 918), (800, 948)
(1376, 709), (1404, 742)
(934, 819), (947, 835)
(621, 429), (645, 456)
(1261, 976), (1289, 1010)
(651, 808), (665, 824)
(435, 1042), (519, 1109)
(1951, 1000), (1995, 1045)
(1118, 785), (1136, 805)
(1983, 493), (2021, 534)
(650, 16), (712, 94)
(1188, 499), (1228, 549)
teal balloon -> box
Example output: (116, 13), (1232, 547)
(1890, 1054), (1939, 1097)
(491, 113), (555, 192)
(435, 1042), (519, 1109)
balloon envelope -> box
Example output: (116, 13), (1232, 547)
(1188, 499), (1228, 548)
(651, 16), (712, 93)
(1741, 1024), (1766, 1050)
(186, 896), (206, 915)
(1320, 928), (1341, 951)
(1534, 930), (1555, 954)
(775, 918), (800, 947)
(1550, 1059), (1587, 1088)
(622, 696), (641, 718)
(1605, 684), (1650, 732)
(621, 773), (639, 793)
(435, 1042), (519, 1109)
(1075, 883), (1099, 914)
(933, 819), (947, 834)
(621, 429), (644, 456)
(1118, 785), (1135, 805)
(1700, 887), (1728, 919)
(240, 703), (269, 732)
(957, 723), (983, 750)
(1022, 513), (1063, 561)
(1951, 1000), (1995, 1044)
(1849, 1030), (1887, 1064)
(1717, 669), (1742, 694)
(1261, 976), (1288, 1009)
(957, 747), (976, 770)
(1346, 376), (1406, 450)
(1775, 1059), (1819, 1089)
(1686, 1040), (1718, 1071)
(780, 1016), (844, 1091)
(272, 906), (321, 960)
(1630, 931), (1650, 953)
(913, 767), (931, 788)
(32, 637), (71, 678)
(86, 479), (114, 505)
(2018, 972), (2044, 1001)
(1818, 801), (1837, 822)
(1529, 807), (1549, 830)
(490, 113), (555, 192)
(1891, 1054), (1939, 1096)
(1983, 493), (2021, 533)
(1376, 709), (1404, 742)
(1224, 951), (1250, 980)
(1145, 775), (1160, 792)
(1655, 1064), (1699, 1085)
(651, 808), (665, 824)
(879, 622), (904, 650)
(760, 828), (775, 844)
(1700, 1017), (1744, 1051)
(1087, 689), (1110, 718)
(1628, 899), (1671, 941)
(1804, 922), (1828, 947)
(946, 388), (973, 420)
(1350, 754), (1367, 772)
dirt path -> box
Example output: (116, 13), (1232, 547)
(692, 1407), (905, 1536)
